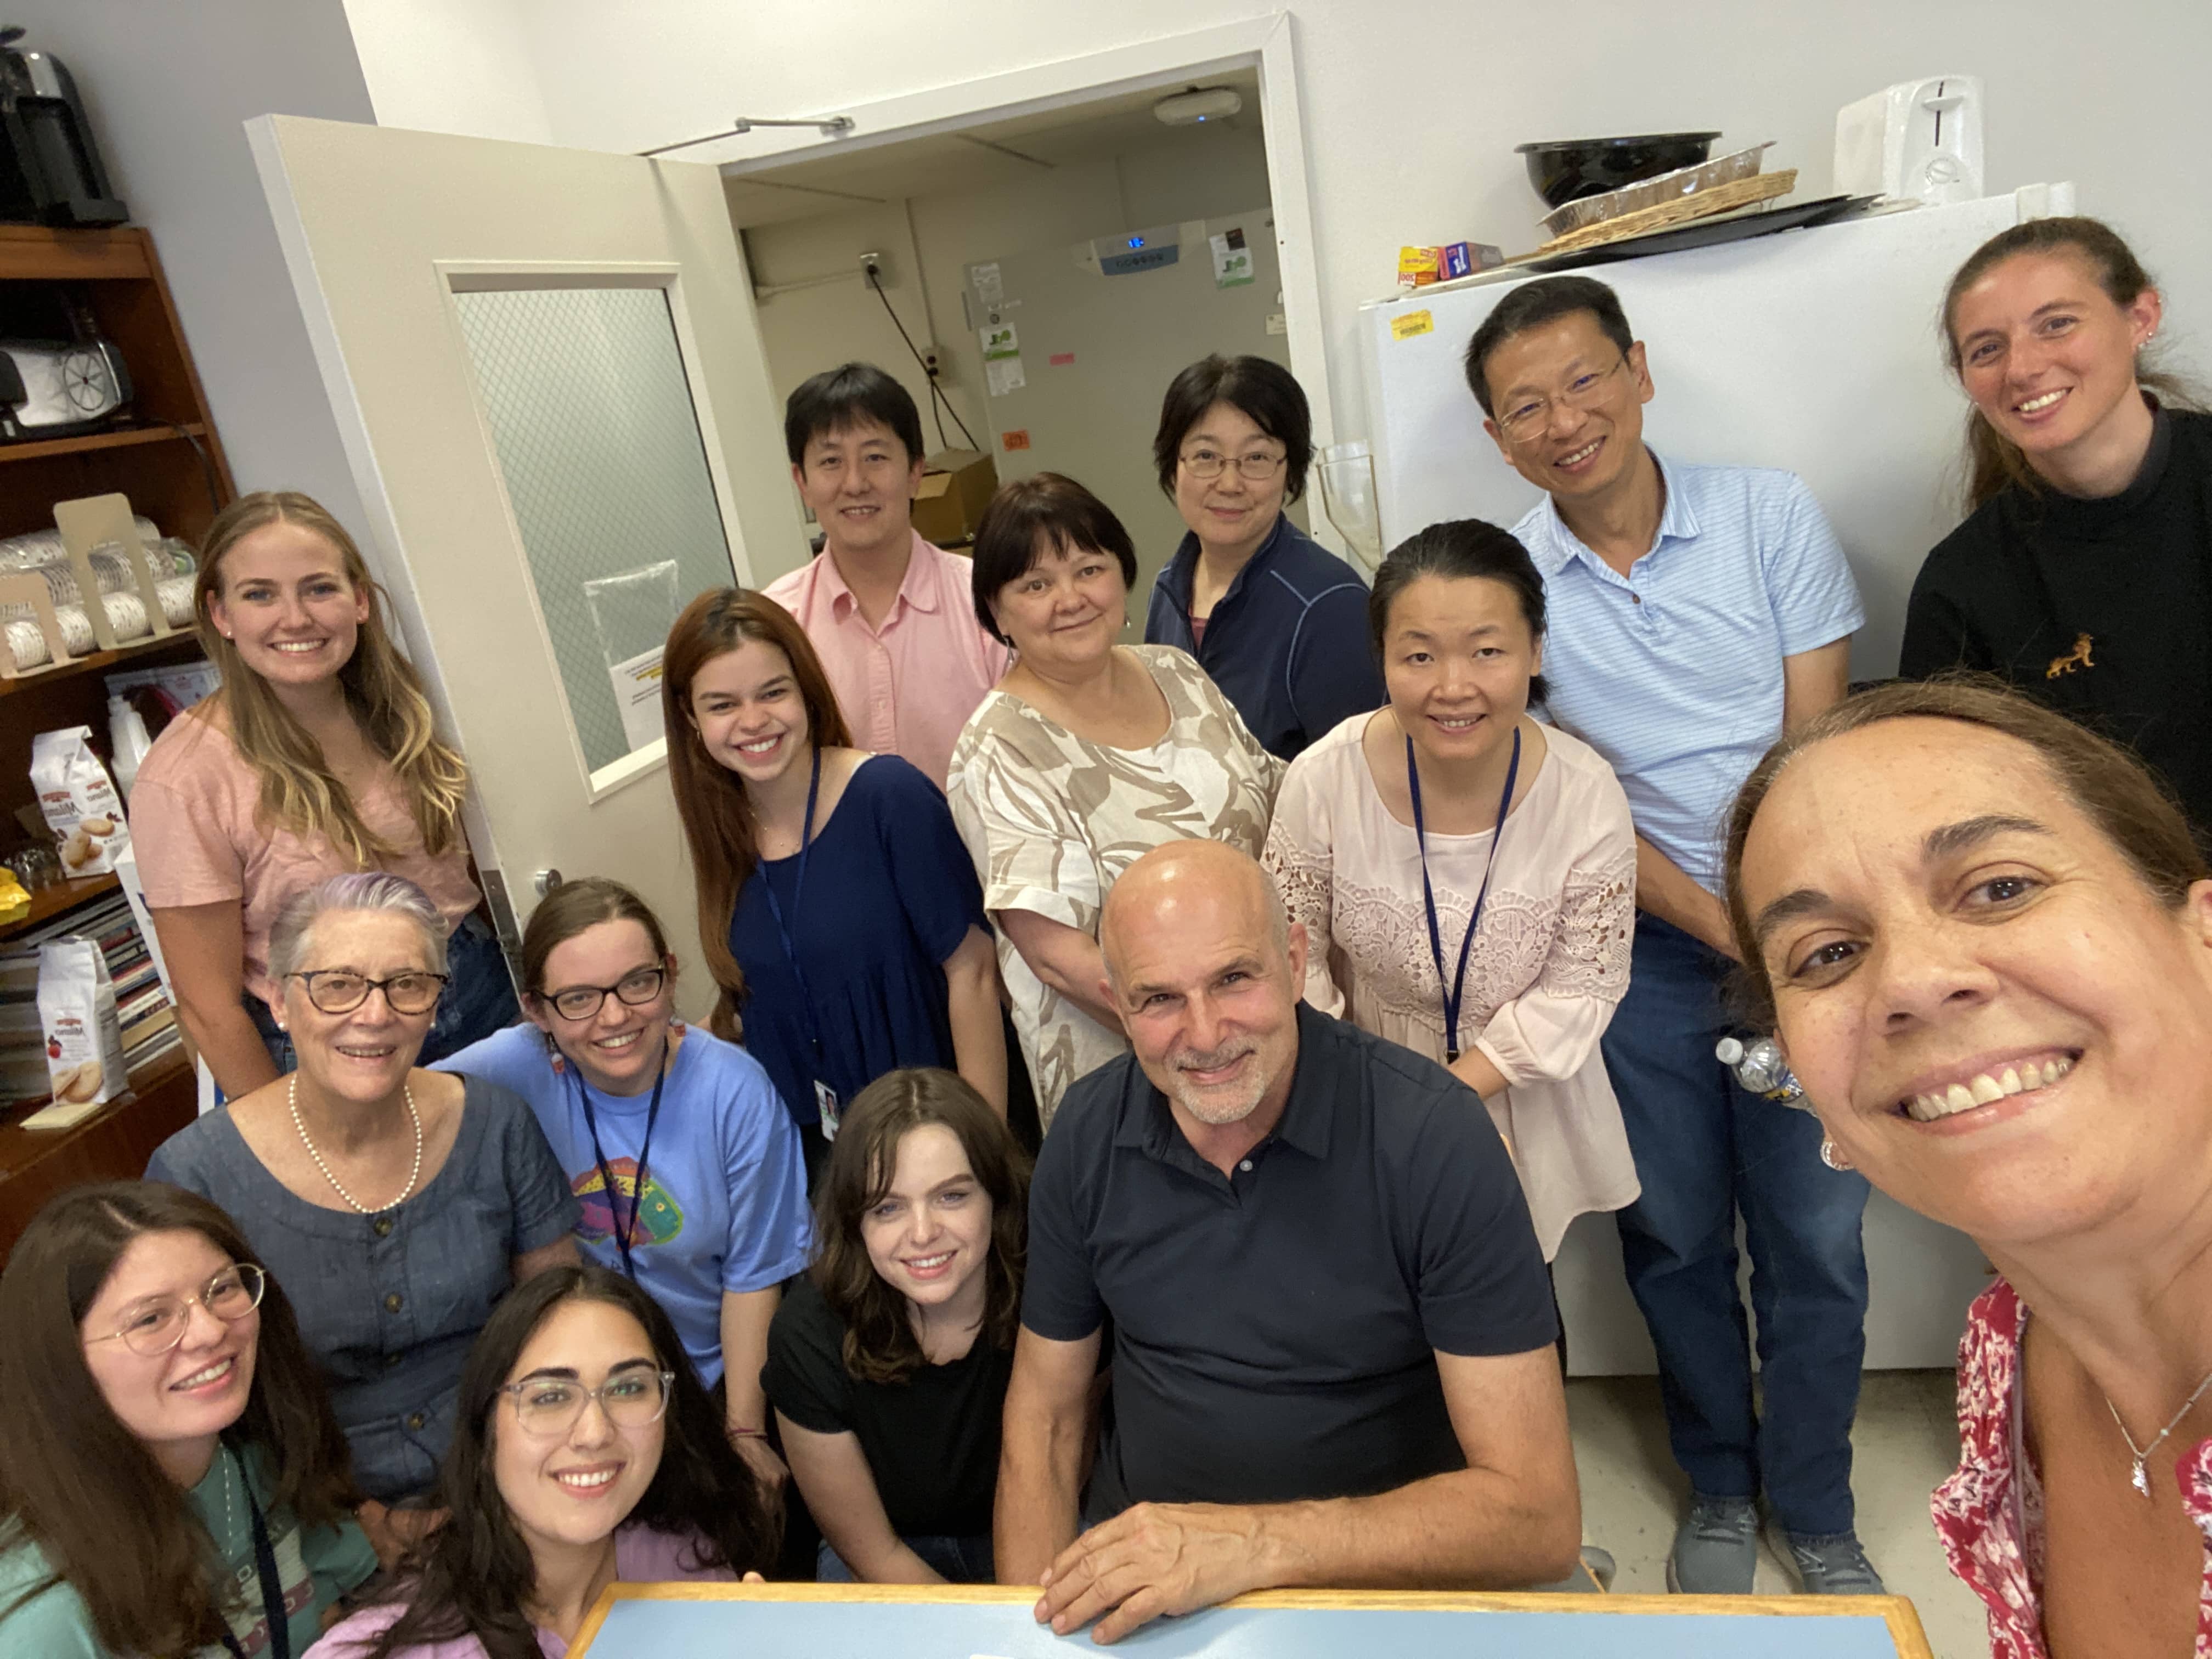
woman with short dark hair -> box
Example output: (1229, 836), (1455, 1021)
(763, 1069), (1028, 1583)
(952, 474), (1280, 1125)
(1725, 677), (2212, 1658)
(1143, 354), (1383, 760)
(0, 1182), (375, 1656)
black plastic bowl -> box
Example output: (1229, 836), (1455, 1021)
(1514, 132), (1724, 209)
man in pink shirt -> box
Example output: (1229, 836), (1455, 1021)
(763, 363), (1010, 788)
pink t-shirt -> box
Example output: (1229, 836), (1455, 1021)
(129, 708), (482, 1007)
(762, 531), (1011, 789)
(304, 1526), (736, 1659)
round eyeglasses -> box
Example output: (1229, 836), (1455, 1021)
(86, 1263), (267, 1357)
(1494, 355), (1631, 441)
(540, 966), (668, 1023)
(497, 1368), (675, 1437)
(286, 968), (449, 1017)
(1178, 447), (1288, 482)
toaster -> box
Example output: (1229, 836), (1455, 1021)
(1833, 76), (1985, 206)
(0, 337), (132, 441)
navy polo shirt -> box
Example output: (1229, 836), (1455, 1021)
(1144, 515), (1384, 760)
(1022, 1004), (1555, 1516)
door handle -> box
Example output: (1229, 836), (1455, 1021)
(533, 868), (563, 898)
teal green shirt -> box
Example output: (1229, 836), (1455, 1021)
(0, 1443), (377, 1657)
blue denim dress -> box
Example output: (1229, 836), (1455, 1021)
(145, 1075), (578, 1502)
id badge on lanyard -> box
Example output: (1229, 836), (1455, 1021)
(761, 747), (841, 1141)
(814, 1079), (841, 1141)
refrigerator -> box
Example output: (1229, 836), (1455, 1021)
(1355, 184), (2075, 1373)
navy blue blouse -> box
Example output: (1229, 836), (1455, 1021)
(731, 755), (986, 1130)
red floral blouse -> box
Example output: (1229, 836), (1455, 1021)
(1934, 1278), (2212, 1656)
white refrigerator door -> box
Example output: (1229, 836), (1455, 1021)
(1358, 188), (2073, 1373)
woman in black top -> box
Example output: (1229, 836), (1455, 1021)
(763, 1068), (1029, 1583)
(1900, 216), (2212, 826)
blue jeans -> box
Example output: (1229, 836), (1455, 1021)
(815, 1534), (994, 1584)
(1602, 913), (1870, 1537)
(248, 913), (520, 1074)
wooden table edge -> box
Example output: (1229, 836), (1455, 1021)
(572, 1581), (1933, 1657)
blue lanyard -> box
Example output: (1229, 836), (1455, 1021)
(569, 1054), (668, 1280)
(754, 746), (828, 1072)
(1408, 725), (1521, 1064)
(217, 1441), (290, 1659)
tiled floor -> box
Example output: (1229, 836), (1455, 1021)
(1568, 1370), (1990, 1658)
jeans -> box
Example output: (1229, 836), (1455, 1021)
(815, 1534), (995, 1584)
(247, 913), (521, 1074)
(1601, 913), (1870, 1537)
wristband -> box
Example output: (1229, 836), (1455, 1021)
(729, 1425), (766, 1438)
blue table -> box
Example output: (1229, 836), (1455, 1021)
(572, 1585), (1934, 1658)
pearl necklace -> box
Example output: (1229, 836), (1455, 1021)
(289, 1073), (423, 1215)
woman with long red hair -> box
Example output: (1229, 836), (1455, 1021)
(661, 590), (1005, 1182)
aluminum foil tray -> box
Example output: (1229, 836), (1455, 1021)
(1538, 142), (1776, 239)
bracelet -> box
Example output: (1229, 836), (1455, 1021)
(729, 1425), (766, 1438)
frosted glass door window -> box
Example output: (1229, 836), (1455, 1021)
(453, 286), (734, 775)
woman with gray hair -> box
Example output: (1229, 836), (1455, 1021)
(146, 873), (578, 1535)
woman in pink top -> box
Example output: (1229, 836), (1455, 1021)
(310, 1264), (776, 1659)
(1724, 679), (2212, 1657)
(131, 492), (510, 1098)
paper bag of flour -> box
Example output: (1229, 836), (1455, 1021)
(38, 936), (128, 1107)
(30, 725), (129, 876)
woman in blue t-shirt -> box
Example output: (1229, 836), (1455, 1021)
(0, 1181), (377, 1658)
(660, 590), (1007, 1178)
(436, 877), (810, 1496)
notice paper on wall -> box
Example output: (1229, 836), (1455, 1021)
(607, 647), (666, 753)
(980, 319), (1019, 359)
(971, 262), (1003, 306)
(1211, 226), (1254, 287)
(986, 357), (1026, 396)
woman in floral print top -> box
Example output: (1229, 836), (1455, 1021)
(1723, 678), (2212, 1657)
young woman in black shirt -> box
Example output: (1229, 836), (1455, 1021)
(1900, 217), (2212, 826)
(763, 1069), (1029, 1583)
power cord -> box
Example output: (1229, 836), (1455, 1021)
(865, 266), (978, 452)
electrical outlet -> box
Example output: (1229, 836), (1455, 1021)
(858, 250), (884, 282)
(922, 349), (943, 380)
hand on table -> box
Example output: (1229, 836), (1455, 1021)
(732, 1429), (790, 1490)
(1034, 1501), (1267, 1644)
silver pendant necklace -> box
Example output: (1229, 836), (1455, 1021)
(289, 1073), (423, 1214)
(2104, 1362), (2212, 1497)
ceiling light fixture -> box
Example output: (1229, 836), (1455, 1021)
(1153, 88), (1242, 127)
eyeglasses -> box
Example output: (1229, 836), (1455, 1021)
(287, 969), (449, 1017)
(496, 1368), (675, 1437)
(1494, 355), (1631, 440)
(1179, 447), (1288, 482)
(540, 966), (667, 1023)
(86, 1264), (266, 1357)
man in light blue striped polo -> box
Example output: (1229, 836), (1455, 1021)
(1465, 275), (1878, 1599)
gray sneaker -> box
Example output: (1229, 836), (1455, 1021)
(1784, 1531), (1885, 1595)
(1666, 1495), (1758, 1594)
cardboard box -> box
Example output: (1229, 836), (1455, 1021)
(910, 449), (998, 546)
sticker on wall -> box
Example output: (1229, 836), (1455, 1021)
(970, 262), (1004, 306)
(1391, 309), (1435, 341)
(1002, 430), (1032, 452)
(986, 357), (1026, 396)
(1210, 226), (1254, 288)
(1265, 313), (1288, 336)
(1049, 352), (1076, 366)
(979, 320), (1019, 360)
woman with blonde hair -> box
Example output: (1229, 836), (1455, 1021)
(131, 490), (512, 1097)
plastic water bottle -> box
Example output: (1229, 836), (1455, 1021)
(1715, 1035), (1808, 1106)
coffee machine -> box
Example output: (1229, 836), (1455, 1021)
(0, 27), (127, 227)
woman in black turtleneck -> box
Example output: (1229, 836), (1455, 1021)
(1901, 216), (2212, 827)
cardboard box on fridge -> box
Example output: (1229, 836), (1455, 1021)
(910, 449), (998, 546)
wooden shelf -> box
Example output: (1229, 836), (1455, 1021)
(0, 224), (152, 283)
(0, 629), (204, 699)
(0, 1047), (198, 1258)
(0, 422), (208, 465)
(0, 872), (120, 943)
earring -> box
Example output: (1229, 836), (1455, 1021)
(1820, 1140), (1853, 1172)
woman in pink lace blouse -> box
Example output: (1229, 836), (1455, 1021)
(1262, 519), (1639, 1260)
(1724, 678), (2212, 1657)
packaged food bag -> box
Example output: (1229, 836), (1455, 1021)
(30, 725), (129, 875)
(38, 935), (128, 1106)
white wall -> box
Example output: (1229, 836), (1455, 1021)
(7, 1), (380, 541)
(338, 0), (554, 145)
(743, 126), (1273, 462)
(340, 0), (2212, 507)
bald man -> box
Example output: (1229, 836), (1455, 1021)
(995, 842), (1578, 1642)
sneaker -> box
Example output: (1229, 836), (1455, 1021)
(1666, 1495), (1758, 1594)
(1784, 1530), (1885, 1595)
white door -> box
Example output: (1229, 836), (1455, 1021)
(251, 116), (806, 1018)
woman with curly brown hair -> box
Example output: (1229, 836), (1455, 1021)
(763, 1069), (1028, 1583)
